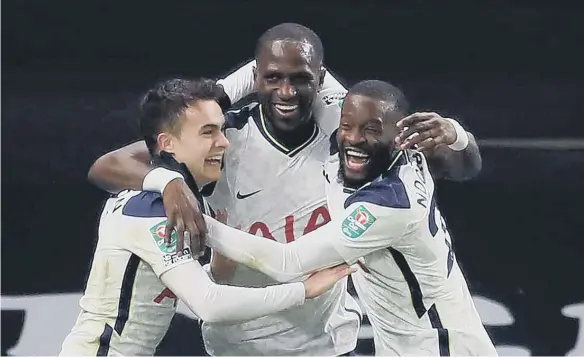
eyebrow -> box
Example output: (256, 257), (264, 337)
(202, 123), (223, 129)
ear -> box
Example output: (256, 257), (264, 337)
(156, 132), (175, 154)
(318, 66), (326, 89)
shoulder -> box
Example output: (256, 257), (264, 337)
(344, 174), (410, 211)
(120, 191), (166, 218)
(100, 191), (168, 247)
(224, 102), (259, 131)
(343, 154), (427, 219)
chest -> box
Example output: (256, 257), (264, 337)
(214, 125), (332, 243)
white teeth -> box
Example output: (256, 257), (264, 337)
(206, 155), (222, 161)
(346, 149), (369, 158)
(274, 104), (298, 111)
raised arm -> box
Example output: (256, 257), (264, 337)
(395, 112), (482, 181)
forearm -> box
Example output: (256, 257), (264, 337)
(204, 216), (344, 282)
(161, 261), (305, 323)
(430, 132), (482, 181)
(88, 141), (154, 194)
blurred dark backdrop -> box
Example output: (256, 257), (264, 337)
(2, 1), (584, 355)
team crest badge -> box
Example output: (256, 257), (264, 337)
(342, 205), (376, 239)
(150, 220), (178, 253)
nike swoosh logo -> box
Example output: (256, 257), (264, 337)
(236, 190), (262, 199)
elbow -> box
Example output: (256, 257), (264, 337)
(468, 153), (482, 179)
(87, 153), (120, 194)
(443, 149), (483, 182)
(196, 305), (229, 324)
(459, 150), (483, 181)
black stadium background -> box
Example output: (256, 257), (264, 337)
(2, 1), (584, 355)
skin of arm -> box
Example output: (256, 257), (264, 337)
(88, 141), (151, 194)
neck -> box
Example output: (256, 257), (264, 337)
(261, 107), (316, 150)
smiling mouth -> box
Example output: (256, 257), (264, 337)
(204, 155), (223, 166)
(344, 148), (370, 172)
(273, 103), (299, 116)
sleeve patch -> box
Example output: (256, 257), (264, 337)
(341, 204), (377, 239)
(162, 247), (192, 267)
(321, 92), (346, 106)
(150, 220), (178, 253)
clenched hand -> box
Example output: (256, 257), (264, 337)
(162, 178), (208, 257)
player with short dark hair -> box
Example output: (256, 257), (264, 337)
(87, 23), (482, 356)
(59, 78), (353, 356)
(203, 80), (497, 356)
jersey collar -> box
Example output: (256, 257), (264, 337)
(257, 105), (319, 157)
(342, 150), (407, 193)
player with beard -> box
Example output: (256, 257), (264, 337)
(88, 24), (483, 356)
(202, 80), (497, 356)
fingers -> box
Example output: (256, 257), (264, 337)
(193, 212), (208, 238)
(398, 128), (442, 150)
(395, 120), (437, 143)
(330, 264), (356, 278)
(396, 112), (439, 129)
(164, 218), (175, 246)
(192, 210), (208, 256)
(185, 221), (202, 257)
(175, 220), (185, 256)
(416, 137), (441, 152)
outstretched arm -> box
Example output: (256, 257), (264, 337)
(204, 199), (412, 282)
(120, 211), (353, 323)
(395, 113), (482, 181)
(206, 219), (345, 282)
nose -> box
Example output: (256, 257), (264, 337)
(216, 130), (230, 150)
(277, 80), (297, 100)
(344, 128), (365, 145)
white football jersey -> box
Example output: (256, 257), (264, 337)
(60, 190), (197, 356)
(204, 100), (361, 356)
(324, 147), (497, 356)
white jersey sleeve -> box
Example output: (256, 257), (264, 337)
(117, 192), (307, 323)
(205, 217), (346, 282)
(313, 71), (347, 136)
(329, 199), (417, 265)
(216, 60), (256, 104)
(204, 165), (425, 281)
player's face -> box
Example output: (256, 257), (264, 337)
(337, 94), (400, 188)
(254, 40), (325, 132)
(161, 100), (229, 185)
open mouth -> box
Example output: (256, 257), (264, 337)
(344, 148), (370, 172)
(273, 103), (299, 116)
(204, 155), (223, 166)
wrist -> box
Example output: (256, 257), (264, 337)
(142, 167), (184, 194)
(446, 118), (469, 151)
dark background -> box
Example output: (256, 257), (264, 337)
(2, 1), (584, 355)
